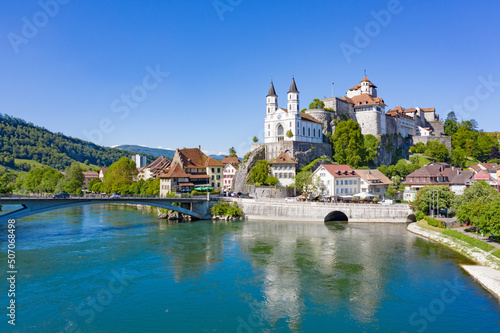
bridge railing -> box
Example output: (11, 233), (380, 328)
(0, 193), (223, 201)
(224, 197), (409, 208)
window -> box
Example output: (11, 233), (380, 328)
(341, 180), (343, 185)
(217, 168), (220, 173)
(212, 168), (215, 173)
(211, 175), (214, 180)
(302, 127), (305, 135)
(308, 128), (310, 136)
(217, 183), (220, 188)
(336, 188), (339, 194)
(354, 180), (357, 185)
(336, 180), (339, 185)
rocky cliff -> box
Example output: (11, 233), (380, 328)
(232, 146), (266, 194)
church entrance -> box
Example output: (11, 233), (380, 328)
(277, 124), (284, 142)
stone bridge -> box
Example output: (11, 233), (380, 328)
(227, 198), (414, 223)
(0, 196), (217, 222)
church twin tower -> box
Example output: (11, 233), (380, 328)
(266, 78), (300, 115)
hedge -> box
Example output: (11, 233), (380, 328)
(442, 229), (495, 252)
(424, 216), (446, 229)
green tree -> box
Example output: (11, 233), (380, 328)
(228, 147), (237, 157)
(265, 175), (279, 186)
(331, 120), (364, 168)
(249, 160), (270, 185)
(363, 134), (380, 165)
(410, 142), (426, 154)
(102, 157), (138, 194)
(286, 130), (293, 138)
(425, 140), (449, 162)
(309, 98), (325, 109)
(88, 178), (102, 192)
(0, 172), (16, 194)
(456, 195), (500, 234)
(292, 171), (321, 199)
(56, 163), (84, 195)
(252, 136), (259, 143)
(453, 181), (498, 212)
(450, 148), (466, 168)
(411, 185), (455, 216)
(385, 184), (398, 198)
(444, 111), (459, 136)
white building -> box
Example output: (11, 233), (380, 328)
(355, 169), (393, 199)
(133, 154), (147, 168)
(313, 164), (360, 198)
(264, 78), (323, 144)
(269, 152), (297, 187)
(222, 163), (238, 191)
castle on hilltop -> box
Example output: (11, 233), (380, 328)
(257, 75), (450, 165)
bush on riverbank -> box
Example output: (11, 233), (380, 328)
(442, 229), (495, 252)
(424, 216), (446, 229)
(210, 202), (243, 217)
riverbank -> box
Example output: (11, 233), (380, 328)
(408, 222), (500, 299)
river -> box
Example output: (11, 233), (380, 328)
(1, 205), (499, 332)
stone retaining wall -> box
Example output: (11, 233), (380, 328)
(228, 198), (412, 223)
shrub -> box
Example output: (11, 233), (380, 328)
(210, 202), (243, 217)
(424, 216), (446, 228)
(442, 229), (495, 252)
(415, 211), (425, 221)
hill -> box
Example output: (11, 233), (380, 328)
(0, 114), (156, 171)
(115, 144), (227, 161)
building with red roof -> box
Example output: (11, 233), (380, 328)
(312, 164), (360, 198)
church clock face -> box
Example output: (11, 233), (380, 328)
(277, 115), (282, 119)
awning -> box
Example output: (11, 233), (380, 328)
(353, 192), (375, 199)
(178, 182), (194, 187)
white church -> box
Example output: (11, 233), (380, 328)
(264, 78), (323, 144)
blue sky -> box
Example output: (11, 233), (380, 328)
(1, 0), (499, 156)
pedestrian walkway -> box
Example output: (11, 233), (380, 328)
(454, 225), (500, 250)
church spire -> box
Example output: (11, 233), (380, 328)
(288, 77), (299, 93)
(267, 80), (277, 97)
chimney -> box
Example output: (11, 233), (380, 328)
(199, 145), (201, 150)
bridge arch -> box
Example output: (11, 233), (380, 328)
(324, 210), (348, 222)
(406, 213), (417, 223)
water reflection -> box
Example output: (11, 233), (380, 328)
(237, 222), (430, 330)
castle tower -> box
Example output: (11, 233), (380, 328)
(266, 81), (278, 114)
(287, 77), (300, 113)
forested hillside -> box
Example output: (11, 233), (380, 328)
(0, 114), (155, 170)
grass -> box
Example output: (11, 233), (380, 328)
(417, 219), (444, 232)
(14, 158), (47, 169)
(442, 229), (495, 252)
(464, 156), (480, 167)
(410, 154), (432, 167)
(0, 159), (100, 173)
(417, 220), (497, 253)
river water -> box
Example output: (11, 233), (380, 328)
(1, 205), (500, 333)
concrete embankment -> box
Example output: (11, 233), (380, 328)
(408, 222), (500, 299)
(226, 198), (412, 223)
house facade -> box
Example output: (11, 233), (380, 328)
(137, 155), (171, 180)
(158, 147), (223, 196)
(269, 152), (297, 187)
(313, 164), (360, 198)
(355, 169), (393, 199)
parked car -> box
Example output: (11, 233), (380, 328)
(285, 197), (297, 202)
(52, 192), (70, 199)
(378, 199), (393, 205)
(109, 193), (121, 199)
